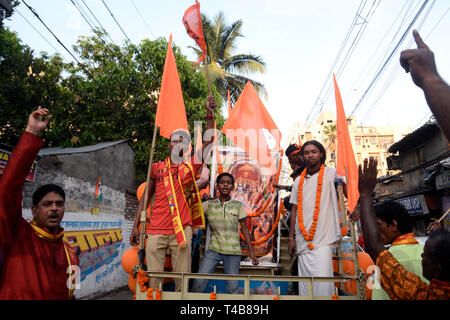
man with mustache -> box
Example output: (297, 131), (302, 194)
(0, 107), (79, 300)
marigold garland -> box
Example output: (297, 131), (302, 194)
(155, 289), (162, 300)
(210, 292), (217, 300)
(297, 164), (325, 251)
(137, 270), (149, 292)
(147, 288), (154, 300)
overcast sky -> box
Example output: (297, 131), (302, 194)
(5, 0), (450, 148)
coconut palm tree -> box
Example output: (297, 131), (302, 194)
(323, 124), (337, 166)
(190, 11), (266, 106)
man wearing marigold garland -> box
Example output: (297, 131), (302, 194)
(288, 140), (344, 297)
(0, 107), (79, 300)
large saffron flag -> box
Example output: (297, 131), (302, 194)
(334, 74), (359, 212)
(182, 1), (207, 65)
(155, 34), (189, 139)
(222, 81), (281, 171)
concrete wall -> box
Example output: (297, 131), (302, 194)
(22, 141), (139, 299)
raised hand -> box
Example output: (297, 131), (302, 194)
(400, 29), (439, 88)
(205, 94), (217, 115)
(358, 157), (378, 198)
(25, 106), (52, 136)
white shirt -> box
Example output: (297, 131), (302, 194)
(290, 166), (342, 254)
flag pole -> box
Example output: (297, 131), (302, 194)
(135, 123), (158, 298)
(138, 123), (158, 268)
(203, 31), (212, 95)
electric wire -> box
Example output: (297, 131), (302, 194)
(15, 7), (70, 63)
(349, 0), (431, 117)
(130, 0), (155, 39)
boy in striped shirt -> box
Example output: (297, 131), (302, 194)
(192, 172), (258, 294)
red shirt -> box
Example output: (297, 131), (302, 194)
(147, 158), (202, 235)
(0, 132), (79, 300)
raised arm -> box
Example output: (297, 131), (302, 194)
(0, 107), (50, 243)
(197, 94), (217, 161)
(400, 30), (450, 141)
(357, 158), (385, 262)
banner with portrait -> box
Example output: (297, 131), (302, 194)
(209, 145), (281, 262)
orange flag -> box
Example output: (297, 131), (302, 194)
(334, 73), (359, 212)
(222, 81), (281, 170)
(155, 34), (189, 139)
(182, 1), (207, 65)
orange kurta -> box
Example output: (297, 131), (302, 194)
(376, 249), (450, 300)
(0, 132), (78, 300)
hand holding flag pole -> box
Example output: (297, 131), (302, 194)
(135, 35), (189, 297)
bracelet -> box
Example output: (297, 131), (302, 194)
(288, 237), (294, 240)
(206, 113), (214, 119)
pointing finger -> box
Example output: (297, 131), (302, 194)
(413, 29), (428, 49)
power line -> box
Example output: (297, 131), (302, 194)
(101, 0), (133, 45)
(80, 0), (117, 45)
(342, 0), (414, 103)
(349, 0), (431, 117)
(311, 0), (380, 120)
(15, 7), (70, 62)
(130, 0), (155, 39)
(359, 0), (437, 124)
(300, 0), (381, 134)
(22, 0), (81, 65)
(69, 0), (97, 33)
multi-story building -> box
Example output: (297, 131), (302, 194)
(284, 110), (412, 180)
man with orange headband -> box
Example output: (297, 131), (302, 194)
(0, 107), (79, 299)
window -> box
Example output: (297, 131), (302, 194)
(370, 137), (376, 144)
(356, 138), (361, 145)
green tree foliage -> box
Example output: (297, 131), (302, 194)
(0, 27), (224, 182)
(0, 27), (67, 146)
(190, 11), (266, 105)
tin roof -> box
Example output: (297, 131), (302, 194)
(37, 139), (129, 156)
(388, 121), (440, 154)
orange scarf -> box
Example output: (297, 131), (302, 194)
(391, 232), (419, 246)
(297, 164), (325, 250)
(163, 157), (204, 248)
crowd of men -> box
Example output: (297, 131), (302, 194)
(0, 30), (448, 300)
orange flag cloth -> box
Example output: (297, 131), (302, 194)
(222, 81), (281, 171)
(334, 73), (359, 212)
(182, 1), (207, 65)
(155, 34), (189, 139)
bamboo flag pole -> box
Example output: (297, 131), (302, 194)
(138, 124), (158, 265)
(135, 123), (158, 299)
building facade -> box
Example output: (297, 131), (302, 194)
(286, 110), (412, 177)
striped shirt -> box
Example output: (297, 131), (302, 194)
(203, 199), (247, 255)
